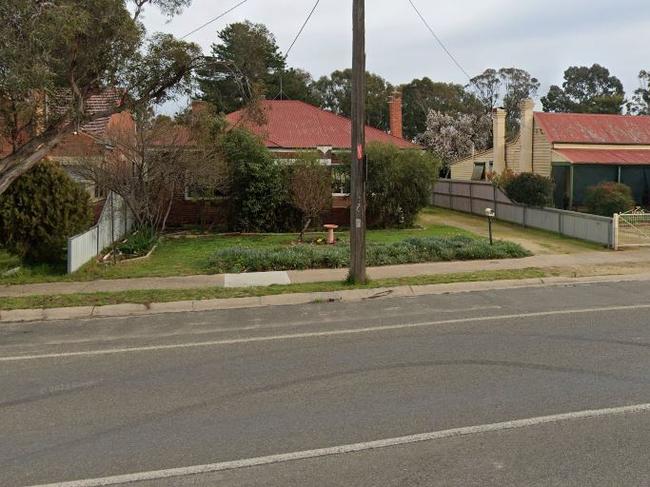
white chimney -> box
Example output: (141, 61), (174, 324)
(492, 108), (506, 174)
(518, 99), (535, 173)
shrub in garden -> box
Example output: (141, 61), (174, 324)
(289, 155), (332, 241)
(0, 163), (92, 263)
(366, 143), (440, 228)
(207, 235), (530, 273)
(502, 172), (554, 207)
(488, 168), (515, 188)
(220, 129), (289, 232)
(584, 182), (635, 216)
(116, 227), (159, 257)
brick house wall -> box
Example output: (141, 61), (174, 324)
(166, 190), (229, 229)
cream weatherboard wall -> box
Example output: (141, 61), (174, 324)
(450, 119), (553, 180)
(505, 134), (521, 173)
(450, 150), (491, 179)
(532, 123), (553, 177)
(450, 135), (524, 179)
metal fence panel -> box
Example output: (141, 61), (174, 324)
(433, 179), (613, 247)
(453, 181), (471, 197)
(451, 196), (471, 213)
(471, 198), (490, 215)
(495, 203), (524, 225)
(561, 212), (612, 246)
(526, 207), (561, 233)
(472, 183), (495, 201)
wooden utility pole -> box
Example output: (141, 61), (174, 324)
(349, 0), (367, 283)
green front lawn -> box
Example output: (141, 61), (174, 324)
(0, 221), (472, 285)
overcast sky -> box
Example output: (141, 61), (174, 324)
(141, 0), (650, 114)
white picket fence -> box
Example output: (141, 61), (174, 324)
(67, 192), (134, 273)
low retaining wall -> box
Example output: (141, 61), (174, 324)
(433, 180), (614, 247)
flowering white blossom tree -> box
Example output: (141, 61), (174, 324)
(417, 110), (492, 176)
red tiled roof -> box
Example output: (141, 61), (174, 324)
(555, 148), (650, 165)
(535, 112), (650, 145)
(225, 100), (420, 150)
(50, 88), (123, 137)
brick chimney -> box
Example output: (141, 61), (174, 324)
(388, 91), (403, 139)
(492, 107), (506, 174)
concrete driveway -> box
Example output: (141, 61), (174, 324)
(421, 207), (605, 254)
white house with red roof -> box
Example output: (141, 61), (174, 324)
(451, 99), (650, 208)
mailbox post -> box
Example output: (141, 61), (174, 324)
(485, 208), (495, 245)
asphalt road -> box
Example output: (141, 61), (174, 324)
(3, 280), (650, 486)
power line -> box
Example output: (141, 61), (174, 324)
(181, 0), (250, 40)
(284, 0), (321, 60)
(406, 0), (472, 81)
(275, 0), (321, 99)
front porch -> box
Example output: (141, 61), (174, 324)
(551, 163), (650, 210)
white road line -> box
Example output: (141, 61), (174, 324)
(0, 305), (503, 349)
(26, 402), (650, 487)
(4, 303), (650, 362)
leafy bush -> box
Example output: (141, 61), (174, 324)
(585, 182), (635, 216)
(0, 163), (92, 263)
(289, 155), (332, 240)
(488, 168), (515, 188)
(220, 129), (291, 232)
(207, 235), (530, 273)
(366, 143), (440, 228)
(502, 172), (554, 207)
(116, 228), (159, 257)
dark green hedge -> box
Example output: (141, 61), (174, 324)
(221, 129), (300, 232)
(0, 163), (92, 263)
(503, 172), (554, 207)
(366, 143), (440, 228)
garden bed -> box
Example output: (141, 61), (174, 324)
(207, 235), (530, 273)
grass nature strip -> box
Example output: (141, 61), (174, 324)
(0, 268), (547, 311)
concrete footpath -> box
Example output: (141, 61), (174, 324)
(2, 248), (650, 299)
(4, 271), (650, 324)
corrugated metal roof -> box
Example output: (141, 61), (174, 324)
(535, 112), (650, 144)
(555, 148), (650, 165)
(225, 100), (420, 150)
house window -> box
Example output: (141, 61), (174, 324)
(471, 162), (486, 181)
(331, 164), (351, 195)
(185, 183), (226, 201)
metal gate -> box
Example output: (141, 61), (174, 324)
(614, 208), (650, 249)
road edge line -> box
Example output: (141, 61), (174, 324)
(26, 402), (650, 487)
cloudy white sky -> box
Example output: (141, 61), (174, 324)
(141, 0), (650, 113)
